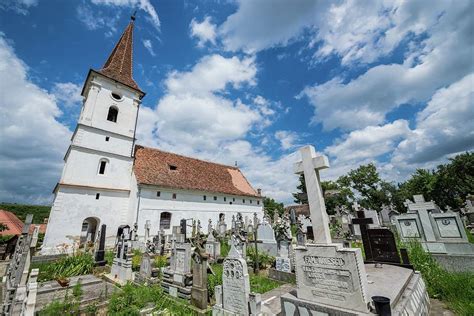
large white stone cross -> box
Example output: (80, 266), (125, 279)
(294, 145), (331, 244)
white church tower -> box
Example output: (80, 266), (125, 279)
(42, 16), (145, 254)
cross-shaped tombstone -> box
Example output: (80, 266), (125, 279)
(144, 220), (151, 242)
(294, 145), (331, 244)
(405, 194), (438, 241)
(351, 211), (374, 261)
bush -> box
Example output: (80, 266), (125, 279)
(105, 250), (114, 266)
(405, 241), (474, 315)
(246, 247), (275, 269)
(33, 253), (94, 282)
(153, 255), (168, 269)
(207, 264), (223, 299)
(108, 283), (199, 315)
(220, 239), (230, 257)
(132, 249), (142, 271)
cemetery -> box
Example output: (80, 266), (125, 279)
(1, 3), (473, 316)
(1, 145), (472, 315)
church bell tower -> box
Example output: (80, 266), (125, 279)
(42, 16), (145, 254)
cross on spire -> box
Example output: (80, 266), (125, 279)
(294, 145), (331, 244)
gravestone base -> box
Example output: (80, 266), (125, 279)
(281, 264), (430, 316)
(257, 242), (277, 256)
(432, 253), (474, 272)
(135, 268), (160, 284)
(191, 286), (208, 310)
(268, 268), (296, 283)
(161, 269), (192, 300)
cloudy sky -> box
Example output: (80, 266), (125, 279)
(0, 0), (472, 205)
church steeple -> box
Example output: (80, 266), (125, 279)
(98, 15), (142, 92)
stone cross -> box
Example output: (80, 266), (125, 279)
(144, 220), (151, 242)
(405, 194), (437, 241)
(351, 211), (374, 261)
(352, 201), (361, 212)
(94, 224), (107, 266)
(294, 145), (331, 244)
(208, 219), (213, 234)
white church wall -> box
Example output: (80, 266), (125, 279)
(134, 186), (264, 238)
(42, 186), (130, 254)
(62, 147), (133, 190)
(79, 76), (139, 139)
(72, 124), (134, 157)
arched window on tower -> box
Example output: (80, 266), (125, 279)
(160, 212), (172, 230)
(107, 106), (118, 122)
(98, 158), (109, 175)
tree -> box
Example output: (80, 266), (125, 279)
(432, 152), (474, 210)
(263, 197), (285, 220)
(292, 174), (307, 204)
(321, 180), (353, 215)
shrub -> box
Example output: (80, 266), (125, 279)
(220, 239), (230, 257)
(33, 253), (94, 282)
(39, 282), (82, 315)
(105, 250), (114, 266)
(153, 255), (168, 269)
(246, 247), (275, 269)
(132, 249), (142, 271)
(405, 241), (474, 315)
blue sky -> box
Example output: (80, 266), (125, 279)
(0, 0), (472, 205)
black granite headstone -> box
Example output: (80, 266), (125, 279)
(351, 211), (374, 260)
(95, 224), (107, 266)
(367, 228), (401, 264)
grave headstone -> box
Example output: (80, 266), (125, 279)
(191, 235), (209, 311)
(110, 228), (133, 284)
(218, 214), (227, 237)
(94, 224), (107, 266)
(205, 232), (221, 262)
(161, 238), (192, 300)
(282, 146), (370, 314)
(213, 244), (262, 315)
(256, 216), (277, 256)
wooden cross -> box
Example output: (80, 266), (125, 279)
(351, 211), (374, 261)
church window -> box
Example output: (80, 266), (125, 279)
(257, 200), (260, 205)
(172, 193), (177, 199)
(105, 136), (110, 142)
(98, 159), (108, 175)
(243, 199), (245, 203)
(203, 195), (206, 201)
(111, 92), (122, 101)
(160, 212), (172, 230)
(250, 200), (253, 204)
(107, 106), (118, 122)
(224, 197), (227, 202)
(157, 191), (161, 197)
(214, 196), (217, 201)
(169, 165), (177, 171)
(95, 193), (100, 200)
(233, 198), (235, 202)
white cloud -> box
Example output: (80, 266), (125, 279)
(392, 74), (474, 168)
(135, 54), (299, 202)
(190, 16), (217, 47)
(275, 130), (300, 150)
(219, 0), (322, 53)
(52, 82), (83, 108)
(0, 34), (71, 204)
(142, 39), (156, 56)
(0, 0), (38, 15)
(76, 3), (119, 37)
(300, 0), (473, 131)
(91, 0), (160, 30)
(326, 120), (410, 164)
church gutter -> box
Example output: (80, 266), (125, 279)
(135, 186), (142, 225)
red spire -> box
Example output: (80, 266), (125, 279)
(99, 16), (142, 92)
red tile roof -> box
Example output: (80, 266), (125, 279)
(134, 146), (261, 198)
(0, 210), (47, 236)
(0, 210), (24, 236)
(98, 18), (142, 93)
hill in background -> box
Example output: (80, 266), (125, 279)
(0, 203), (51, 224)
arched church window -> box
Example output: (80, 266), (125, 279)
(107, 106), (118, 122)
(98, 158), (109, 175)
(160, 212), (172, 230)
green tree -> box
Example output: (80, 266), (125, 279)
(321, 180), (353, 215)
(263, 197), (284, 220)
(432, 152), (474, 210)
(292, 174), (307, 204)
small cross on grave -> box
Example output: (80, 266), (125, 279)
(404, 194), (438, 241)
(351, 211), (374, 261)
(294, 145), (331, 243)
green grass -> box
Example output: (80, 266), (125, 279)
(208, 263), (283, 298)
(405, 241), (474, 315)
(0, 202), (51, 224)
(31, 252), (95, 282)
(220, 239), (230, 257)
(108, 283), (203, 315)
(466, 228), (474, 244)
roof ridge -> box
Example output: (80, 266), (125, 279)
(136, 145), (240, 170)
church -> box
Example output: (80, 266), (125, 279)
(41, 17), (264, 254)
